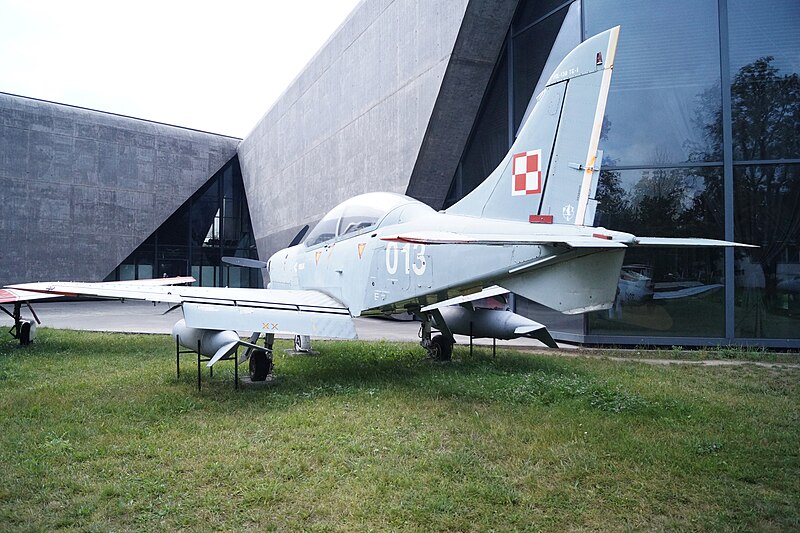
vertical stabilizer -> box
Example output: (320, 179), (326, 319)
(447, 26), (619, 227)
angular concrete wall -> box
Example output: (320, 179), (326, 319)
(407, 0), (519, 207)
(238, 0), (474, 259)
(0, 93), (240, 286)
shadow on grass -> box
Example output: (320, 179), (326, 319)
(203, 340), (679, 417)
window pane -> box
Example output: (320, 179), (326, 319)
(584, 0), (722, 166)
(587, 248), (726, 338)
(459, 51), (509, 196)
(512, 6), (569, 131)
(513, 0), (572, 31)
(588, 166), (726, 337)
(728, 0), (800, 162)
(734, 164), (800, 338)
(594, 167), (725, 239)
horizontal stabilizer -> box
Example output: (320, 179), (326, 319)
(381, 231), (626, 248)
(632, 237), (756, 248)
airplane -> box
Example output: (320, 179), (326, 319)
(2, 26), (753, 380)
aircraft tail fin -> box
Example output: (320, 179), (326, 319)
(447, 26), (619, 228)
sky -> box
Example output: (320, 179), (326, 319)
(0, 0), (362, 138)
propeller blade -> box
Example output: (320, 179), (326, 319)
(222, 257), (268, 269)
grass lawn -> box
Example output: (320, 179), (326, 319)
(1, 330), (798, 531)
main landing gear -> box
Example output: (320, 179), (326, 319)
(1, 302), (40, 346)
(246, 332), (274, 382)
(419, 309), (455, 361)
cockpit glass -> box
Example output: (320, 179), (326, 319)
(304, 192), (413, 247)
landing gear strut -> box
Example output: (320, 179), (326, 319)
(2, 302), (40, 346)
(419, 309), (455, 361)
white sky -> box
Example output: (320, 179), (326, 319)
(0, 0), (362, 138)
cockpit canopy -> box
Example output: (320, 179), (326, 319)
(304, 192), (417, 247)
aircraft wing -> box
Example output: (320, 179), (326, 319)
(0, 288), (61, 304)
(5, 280), (357, 339)
(0, 277), (196, 304)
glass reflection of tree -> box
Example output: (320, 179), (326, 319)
(692, 57), (800, 335)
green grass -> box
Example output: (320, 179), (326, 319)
(1, 330), (798, 531)
(569, 345), (800, 364)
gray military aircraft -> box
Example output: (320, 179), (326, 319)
(3, 27), (751, 379)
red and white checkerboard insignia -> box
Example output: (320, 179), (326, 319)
(512, 149), (542, 196)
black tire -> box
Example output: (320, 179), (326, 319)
(430, 334), (453, 361)
(19, 321), (34, 346)
(249, 349), (272, 381)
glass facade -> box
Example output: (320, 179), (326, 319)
(447, 0), (800, 347)
(106, 156), (263, 288)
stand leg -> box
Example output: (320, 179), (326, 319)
(469, 322), (473, 357)
(197, 340), (201, 391)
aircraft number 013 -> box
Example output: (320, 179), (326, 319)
(385, 243), (426, 275)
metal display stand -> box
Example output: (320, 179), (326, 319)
(175, 335), (239, 391)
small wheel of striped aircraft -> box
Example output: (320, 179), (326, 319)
(2, 27), (752, 380)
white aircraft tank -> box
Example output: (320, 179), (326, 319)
(171, 319), (240, 358)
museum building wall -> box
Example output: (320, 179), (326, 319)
(238, 0), (519, 259)
(0, 93), (240, 287)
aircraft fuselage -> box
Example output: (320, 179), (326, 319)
(267, 194), (634, 317)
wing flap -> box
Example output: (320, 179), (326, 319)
(183, 302), (357, 339)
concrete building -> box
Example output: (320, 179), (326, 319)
(2, 0), (798, 347)
(0, 93), (241, 285)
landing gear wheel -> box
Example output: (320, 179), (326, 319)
(249, 348), (273, 381)
(18, 320), (36, 346)
(430, 334), (453, 361)
(293, 335), (312, 353)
